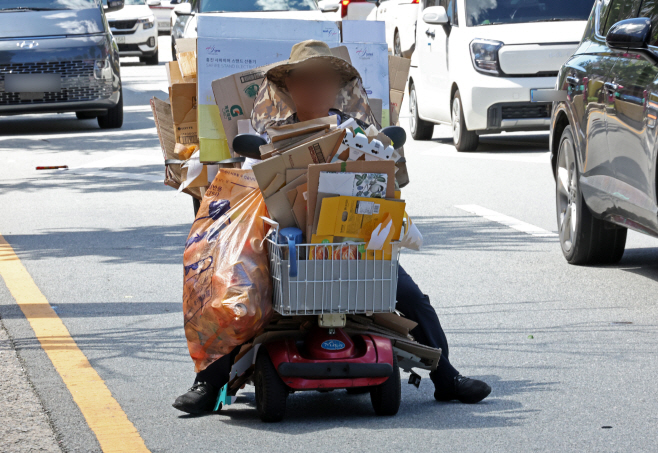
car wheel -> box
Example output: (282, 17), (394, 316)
(452, 91), (479, 152)
(370, 353), (401, 416)
(171, 38), (177, 61)
(140, 49), (159, 65)
(409, 82), (434, 140)
(393, 30), (402, 57)
(97, 88), (123, 129)
(254, 347), (288, 423)
(556, 125), (627, 264)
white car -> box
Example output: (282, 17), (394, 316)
(172, 0), (340, 43)
(106, 0), (160, 65)
(365, 0), (420, 57)
(149, 0), (175, 34)
(408, 0), (594, 151)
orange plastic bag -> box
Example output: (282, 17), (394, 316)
(183, 169), (273, 372)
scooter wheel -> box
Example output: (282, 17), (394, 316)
(370, 354), (401, 416)
(254, 347), (288, 422)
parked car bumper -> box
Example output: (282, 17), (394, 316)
(0, 34), (121, 115)
(463, 73), (556, 132)
(111, 22), (158, 57)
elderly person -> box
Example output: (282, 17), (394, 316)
(173, 41), (490, 415)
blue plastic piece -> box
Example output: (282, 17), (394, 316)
(213, 383), (232, 411)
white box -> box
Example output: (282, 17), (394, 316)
(342, 21), (390, 127)
(196, 16), (340, 162)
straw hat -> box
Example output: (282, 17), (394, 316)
(266, 40), (361, 90)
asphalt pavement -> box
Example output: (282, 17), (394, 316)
(2, 37), (658, 452)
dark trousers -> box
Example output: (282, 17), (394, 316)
(395, 266), (459, 381)
(196, 266), (459, 387)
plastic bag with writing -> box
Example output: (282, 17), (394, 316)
(183, 169), (273, 372)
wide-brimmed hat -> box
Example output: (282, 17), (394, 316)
(266, 40), (361, 90)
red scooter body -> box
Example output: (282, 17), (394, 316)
(265, 326), (395, 390)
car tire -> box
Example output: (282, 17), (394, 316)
(140, 49), (159, 65)
(171, 38), (177, 61)
(409, 82), (434, 141)
(393, 30), (402, 57)
(370, 353), (401, 416)
(76, 111), (98, 120)
(556, 125), (627, 265)
(452, 90), (479, 152)
(97, 88), (123, 129)
(254, 347), (288, 423)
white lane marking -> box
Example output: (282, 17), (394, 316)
(456, 204), (558, 238)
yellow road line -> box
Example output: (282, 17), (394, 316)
(0, 234), (149, 453)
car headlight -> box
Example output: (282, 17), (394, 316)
(138, 16), (155, 30)
(470, 39), (504, 76)
(94, 58), (112, 80)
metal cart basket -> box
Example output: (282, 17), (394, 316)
(265, 223), (400, 316)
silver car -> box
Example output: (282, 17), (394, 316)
(0, 0), (124, 129)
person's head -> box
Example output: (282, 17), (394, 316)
(284, 60), (342, 119)
(266, 40), (360, 121)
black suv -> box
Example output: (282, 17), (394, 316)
(551, 0), (658, 264)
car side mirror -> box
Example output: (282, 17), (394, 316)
(606, 17), (651, 49)
(174, 2), (193, 16)
(321, 3), (340, 13)
(104, 0), (124, 13)
(422, 6), (449, 25)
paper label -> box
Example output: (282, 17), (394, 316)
(356, 201), (380, 215)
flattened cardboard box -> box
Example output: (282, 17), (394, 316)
(252, 128), (345, 195)
(170, 82), (198, 145)
(388, 56), (410, 126)
(210, 62), (282, 160)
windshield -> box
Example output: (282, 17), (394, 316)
(465, 0), (594, 26)
(0, 0), (98, 10)
(199, 0), (318, 13)
(124, 0), (145, 4)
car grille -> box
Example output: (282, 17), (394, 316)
(118, 44), (141, 51)
(501, 104), (551, 120)
(0, 60), (113, 106)
(109, 19), (137, 30)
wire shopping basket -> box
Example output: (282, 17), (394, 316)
(263, 218), (400, 316)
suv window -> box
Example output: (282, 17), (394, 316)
(601, 0), (642, 35)
(638, 0), (658, 46)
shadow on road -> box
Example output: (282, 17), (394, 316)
(426, 133), (549, 154)
(4, 223), (189, 264)
(191, 374), (546, 431)
(0, 109), (156, 138)
(0, 168), (168, 195)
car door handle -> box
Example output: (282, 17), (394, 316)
(565, 75), (579, 86)
(425, 29), (435, 38)
(604, 81), (619, 92)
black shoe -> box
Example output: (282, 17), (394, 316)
(433, 375), (491, 404)
(172, 382), (218, 414)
